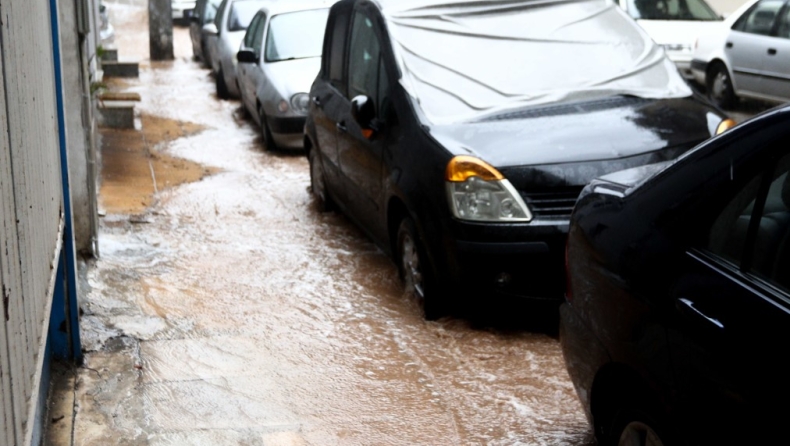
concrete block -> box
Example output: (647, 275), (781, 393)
(98, 101), (135, 129)
(102, 61), (139, 78)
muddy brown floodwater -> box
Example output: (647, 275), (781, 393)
(61, 2), (596, 445)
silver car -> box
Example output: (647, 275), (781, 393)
(236, 1), (333, 150)
(692, 0), (790, 107)
(204, 0), (266, 99)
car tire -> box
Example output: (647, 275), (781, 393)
(308, 148), (334, 212)
(258, 105), (277, 151)
(216, 68), (231, 100)
(706, 62), (736, 109)
(396, 217), (445, 320)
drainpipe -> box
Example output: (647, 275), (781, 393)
(49, 0), (83, 363)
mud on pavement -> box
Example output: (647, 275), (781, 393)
(46, 2), (595, 445)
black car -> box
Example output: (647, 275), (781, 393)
(562, 105), (790, 445)
(305, 0), (731, 318)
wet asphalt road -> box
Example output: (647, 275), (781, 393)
(70, 4), (596, 445)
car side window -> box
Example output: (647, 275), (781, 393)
(777, 6), (790, 38)
(707, 152), (790, 292)
(243, 13), (261, 49)
(734, 0), (785, 35)
(326, 10), (350, 95)
(252, 14), (266, 55)
(205, 1), (219, 23)
(746, 155), (790, 291)
(347, 12), (381, 103)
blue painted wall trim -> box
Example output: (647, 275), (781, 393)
(49, 0), (83, 362)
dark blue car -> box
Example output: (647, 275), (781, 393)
(562, 104), (790, 445)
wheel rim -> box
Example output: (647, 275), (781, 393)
(711, 69), (730, 103)
(310, 152), (326, 203)
(401, 233), (425, 298)
(618, 421), (665, 446)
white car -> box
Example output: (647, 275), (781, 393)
(236, 0), (335, 150)
(692, 0), (790, 107)
(619, 0), (724, 78)
(172, 0), (197, 21)
(204, 0), (267, 99)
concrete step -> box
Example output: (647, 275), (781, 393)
(97, 100), (136, 129)
(98, 91), (141, 102)
(100, 46), (118, 62)
(102, 61), (139, 78)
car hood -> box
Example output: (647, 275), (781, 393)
(636, 20), (723, 46)
(428, 96), (722, 187)
(264, 57), (321, 97)
(223, 31), (245, 52)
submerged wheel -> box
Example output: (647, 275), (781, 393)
(258, 105), (277, 151)
(309, 148), (334, 212)
(707, 62), (736, 109)
(216, 68), (231, 99)
(396, 217), (445, 320)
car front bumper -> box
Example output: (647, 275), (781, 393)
(269, 116), (307, 150)
(441, 219), (569, 301)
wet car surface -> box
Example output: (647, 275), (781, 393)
(66, 4), (595, 445)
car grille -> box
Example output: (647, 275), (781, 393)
(520, 187), (584, 220)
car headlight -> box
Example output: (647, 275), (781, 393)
(716, 118), (737, 135)
(445, 156), (532, 222)
(290, 93), (310, 114)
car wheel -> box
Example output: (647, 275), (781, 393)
(309, 148), (334, 212)
(707, 62), (736, 109)
(216, 68), (230, 100)
(397, 217), (445, 320)
(258, 105), (277, 151)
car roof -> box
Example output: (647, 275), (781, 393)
(258, 0), (336, 16)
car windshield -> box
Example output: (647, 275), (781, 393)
(383, 0), (692, 125)
(626, 0), (720, 21)
(227, 1), (262, 31)
(265, 9), (329, 63)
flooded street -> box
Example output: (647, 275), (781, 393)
(63, 3), (594, 445)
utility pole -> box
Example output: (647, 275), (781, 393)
(149, 0), (174, 60)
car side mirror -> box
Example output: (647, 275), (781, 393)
(202, 23), (218, 36)
(237, 49), (258, 64)
(350, 95), (376, 138)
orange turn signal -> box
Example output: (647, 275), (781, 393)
(445, 156), (504, 182)
(716, 118), (737, 135)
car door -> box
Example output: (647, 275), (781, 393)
(761, 3), (790, 100)
(237, 12), (263, 114)
(208, 0), (230, 74)
(335, 9), (389, 236)
(311, 2), (353, 197)
(726, 0), (786, 95)
(669, 149), (790, 443)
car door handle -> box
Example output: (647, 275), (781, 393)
(768, 48), (777, 56)
(678, 298), (724, 330)
(336, 121), (347, 133)
(725, 41), (733, 49)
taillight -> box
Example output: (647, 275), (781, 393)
(565, 239), (573, 303)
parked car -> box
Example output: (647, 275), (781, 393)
(237, 2), (333, 150)
(692, 0), (790, 108)
(561, 104), (790, 445)
(190, 0), (221, 67)
(618, 0), (723, 78)
(204, 0), (267, 99)
(305, 0), (732, 319)
(172, 0), (197, 22)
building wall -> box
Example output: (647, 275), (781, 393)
(0, 0), (68, 444)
